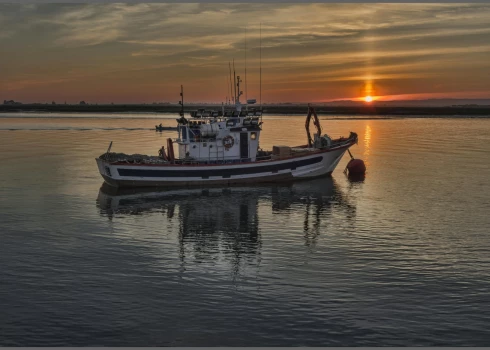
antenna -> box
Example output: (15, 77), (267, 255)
(229, 62), (233, 104)
(245, 25), (248, 102)
(179, 85), (184, 117)
(233, 58), (236, 104)
(237, 75), (242, 103)
(260, 22), (262, 118)
(225, 72), (229, 105)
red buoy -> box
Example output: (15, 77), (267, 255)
(346, 158), (366, 174)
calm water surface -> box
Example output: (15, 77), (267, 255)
(1, 113), (489, 346)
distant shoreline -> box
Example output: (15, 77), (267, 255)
(1, 104), (490, 116)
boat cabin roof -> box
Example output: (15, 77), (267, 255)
(184, 116), (262, 126)
(189, 108), (262, 119)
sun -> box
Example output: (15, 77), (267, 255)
(364, 96), (373, 102)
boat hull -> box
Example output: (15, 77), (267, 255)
(96, 144), (352, 188)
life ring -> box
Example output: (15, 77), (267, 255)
(222, 135), (234, 149)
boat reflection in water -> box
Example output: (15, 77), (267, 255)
(96, 177), (357, 275)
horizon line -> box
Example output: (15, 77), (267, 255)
(4, 97), (490, 106)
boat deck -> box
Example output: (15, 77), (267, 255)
(99, 135), (355, 167)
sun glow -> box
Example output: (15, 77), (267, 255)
(364, 95), (373, 102)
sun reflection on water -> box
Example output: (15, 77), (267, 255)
(363, 124), (372, 162)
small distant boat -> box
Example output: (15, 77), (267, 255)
(155, 125), (177, 131)
(97, 83), (359, 188)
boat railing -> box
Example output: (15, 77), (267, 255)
(172, 154), (273, 166)
(101, 152), (168, 165)
(329, 132), (358, 148)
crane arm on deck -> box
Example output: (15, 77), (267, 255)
(305, 105), (322, 148)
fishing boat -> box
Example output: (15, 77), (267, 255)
(96, 82), (359, 188)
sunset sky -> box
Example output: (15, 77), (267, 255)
(1, 3), (490, 104)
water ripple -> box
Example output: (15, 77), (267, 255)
(1, 115), (489, 346)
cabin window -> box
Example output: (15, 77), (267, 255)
(226, 118), (239, 127)
(251, 132), (257, 140)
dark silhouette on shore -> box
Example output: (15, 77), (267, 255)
(0, 103), (490, 116)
